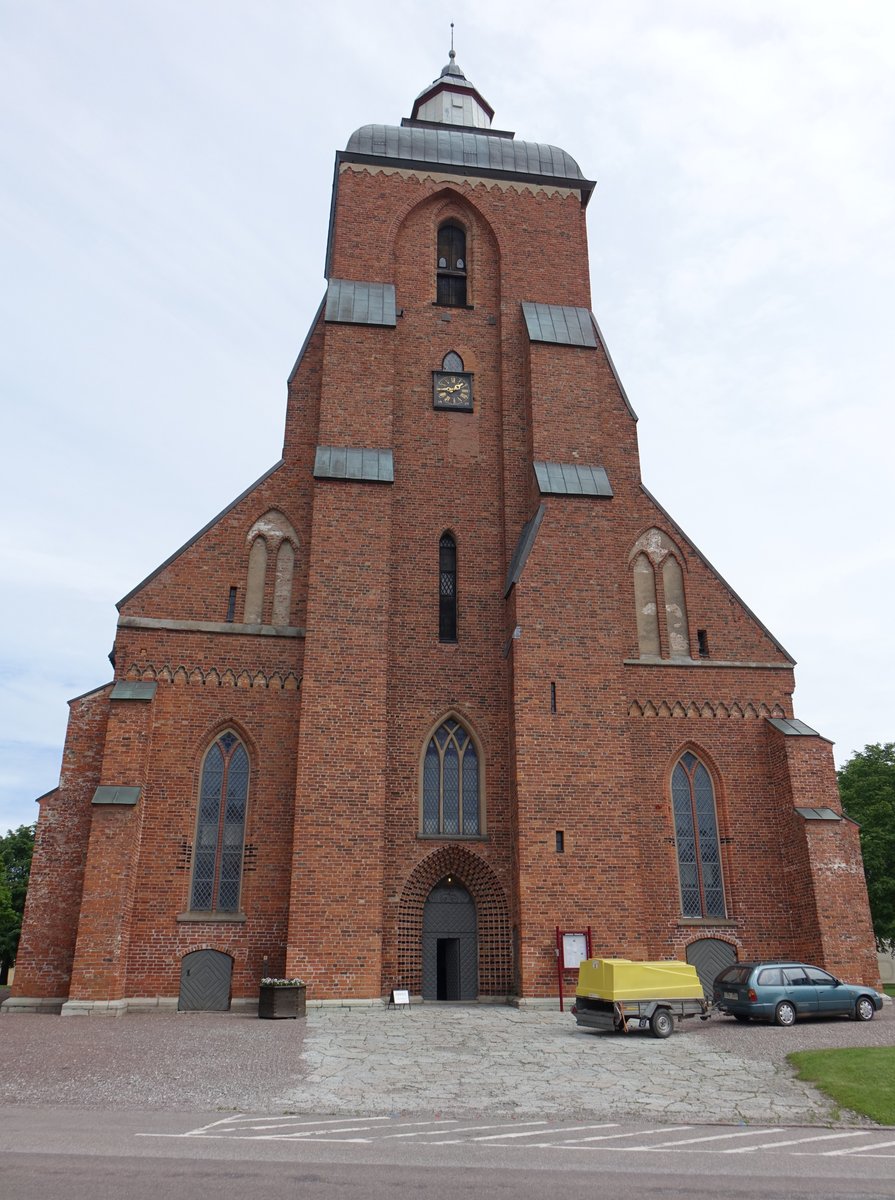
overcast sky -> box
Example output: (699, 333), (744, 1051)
(2, 0), (893, 832)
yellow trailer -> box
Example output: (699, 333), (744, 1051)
(572, 958), (711, 1038)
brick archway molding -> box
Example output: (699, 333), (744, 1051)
(397, 846), (512, 998)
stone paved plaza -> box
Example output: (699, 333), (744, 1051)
(3, 1000), (892, 1124)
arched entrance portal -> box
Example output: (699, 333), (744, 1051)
(422, 877), (478, 1000)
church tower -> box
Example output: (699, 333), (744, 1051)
(7, 47), (878, 1014)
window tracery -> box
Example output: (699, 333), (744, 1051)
(190, 731), (249, 913)
(671, 750), (726, 919)
(422, 718), (480, 836)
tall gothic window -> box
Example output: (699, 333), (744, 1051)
(437, 223), (467, 306)
(439, 532), (457, 642)
(422, 718), (480, 836)
(190, 731), (249, 913)
(671, 751), (726, 919)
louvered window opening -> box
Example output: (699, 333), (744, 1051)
(439, 533), (457, 642)
(437, 224), (467, 307)
(671, 751), (726, 919)
(190, 731), (249, 912)
(423, 719), (479, 836)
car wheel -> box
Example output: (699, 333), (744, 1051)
(733, 1013), (750, 1023)
(855, 996), (876, 1022)
(650, 1008), (674, 1039)
(774, 1001), (796, 1027)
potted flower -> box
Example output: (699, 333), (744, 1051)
(258, 977), (306, 1019)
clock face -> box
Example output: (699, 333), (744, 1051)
(433, 372), (473, 411)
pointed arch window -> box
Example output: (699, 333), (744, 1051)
(422, 718), (480, 836)
(671, 751), (726, 919)
(190, 731), (249, 913)
(439, 532), (458, 642)
(437, 222), (467, 307)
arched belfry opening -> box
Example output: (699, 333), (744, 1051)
(422, 876), (477, 1000)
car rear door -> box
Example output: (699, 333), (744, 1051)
(782, 965), (819, 1014)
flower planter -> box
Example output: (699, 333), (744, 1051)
(258, 983), (306, 1020)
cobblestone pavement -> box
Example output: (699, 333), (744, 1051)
(3, 1000), (892, 1124)
(277, 1005), (880, 1125)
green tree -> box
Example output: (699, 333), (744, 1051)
(0, 824), (35, 984)
(838, 744), (895, 951)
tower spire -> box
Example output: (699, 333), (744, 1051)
(410, 31), (494, 128)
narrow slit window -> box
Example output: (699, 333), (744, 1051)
(697, 629), (709, 658)
(439, 532), (457, 642)
(226, 587), (237, 623)
(550, 682), (557, 713)
(555, 830), (565, 853)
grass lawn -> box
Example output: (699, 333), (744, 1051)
(884, 985), (895, 998)
(789, 1046), (895, 1125)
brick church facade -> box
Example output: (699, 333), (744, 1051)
(6, 52), (878, 1015)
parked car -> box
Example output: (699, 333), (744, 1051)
(713, 961), (883, 1026)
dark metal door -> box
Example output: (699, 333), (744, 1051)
(422, 879), (477, 1000)
(178, 949), (232, 1011)
(686, 937), (737, 996)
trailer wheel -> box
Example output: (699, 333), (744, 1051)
(650, 1008), (674, 1039)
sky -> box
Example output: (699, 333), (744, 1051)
(1, 0), (894, 833)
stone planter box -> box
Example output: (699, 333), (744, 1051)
(258, 984), (306, 1019)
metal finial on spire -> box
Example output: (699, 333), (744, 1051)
(449, 22), (455, 59)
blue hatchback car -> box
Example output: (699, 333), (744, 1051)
(713, 961), (884, 1026)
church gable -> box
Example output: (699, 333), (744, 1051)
(116, 465), (307, 632)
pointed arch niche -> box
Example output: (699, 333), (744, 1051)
(628, 529), (691, 659)
(244, 510), (299, 625)
(392, 188), (500, 321)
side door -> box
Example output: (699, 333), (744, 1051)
(805, 966), (846, 1014)
(781, 965), (819, 1015)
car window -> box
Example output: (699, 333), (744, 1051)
(716, 965), (750, 984)
(783, 967), (811, 986)
(805, 967), (835, 986)
(757, 968), (783, 986)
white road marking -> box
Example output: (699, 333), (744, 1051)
(722, 1131), (870, 1153)
(136, 1116), (895, 1160)
(645, 1128), (782, 1147)
(538, 1125), (693, 1147)
(471, 1124), (615, 1142)
(381, 1120), (548, 1140)
(821, 1137), (895, 1156)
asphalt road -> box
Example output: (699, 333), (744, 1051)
(2, 1107), (894, 1200)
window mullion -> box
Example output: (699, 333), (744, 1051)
(212, 753), (229, 910)
(689, 770), (708, 917)
(438, 744), (444, 834)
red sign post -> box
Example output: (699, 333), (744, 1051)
(555, 926), (593, 1012)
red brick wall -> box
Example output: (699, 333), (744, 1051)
(12, 687), (109, 999)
